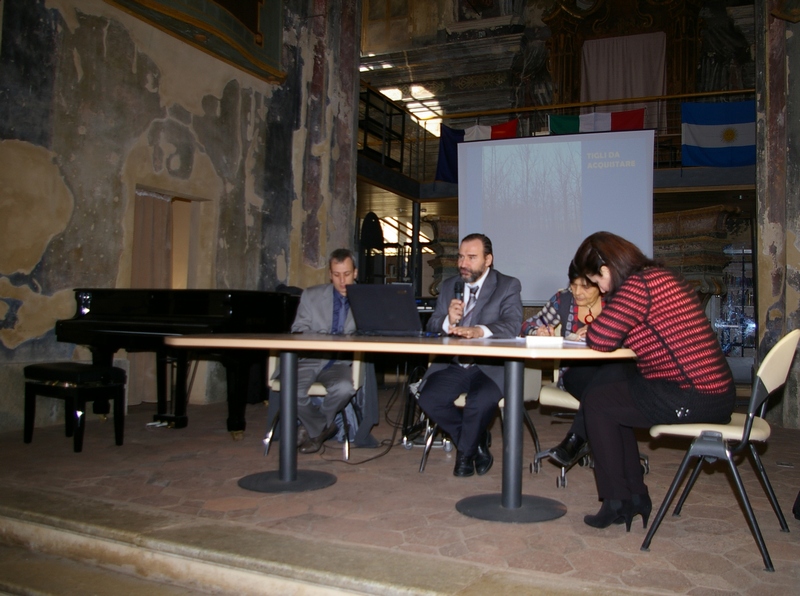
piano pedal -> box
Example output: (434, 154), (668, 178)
(230, 430), (244, 441)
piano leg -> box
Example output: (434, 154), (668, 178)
(153, 349), (189, 428)
(222, 351), (259, 435)
(173, 353), (189, 426)
(90, 347), (114, 367)
(90, 348), (113, 416)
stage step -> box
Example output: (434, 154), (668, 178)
(0, 543), (201, 595)
(0, 485), (463, 596)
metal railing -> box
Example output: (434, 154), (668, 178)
(357, 83), (755, 183)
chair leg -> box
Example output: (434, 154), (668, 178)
(521, 408), (541, 454)
(673, 456), (707, 516)
(531, 447), (550, 474)
(642, 449), (696, 552)
(419, 421), (438, 473)
(73, 398), (86, 453)
(726, 455), (774, 571)
(24, 386), (36, 444)
(263, 412), (279, 455)
(112, 390), (125, 446)
(64, 396), (76, 437)
(748, 443), (790, 531)
(341, 409), (351, 461)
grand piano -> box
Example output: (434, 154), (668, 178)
(56, 288), (300, 432)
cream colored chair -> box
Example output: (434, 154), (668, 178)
(641, 329), (800, 572)
(263, 352), (366, 460)
(417, 363), (542, 472)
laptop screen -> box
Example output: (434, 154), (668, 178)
(346, 284), (425, 336)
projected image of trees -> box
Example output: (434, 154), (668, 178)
(482, 141), (581, 248)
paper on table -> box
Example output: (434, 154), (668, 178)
(563, 332), (587, 347)
(525, 335), (564, 348)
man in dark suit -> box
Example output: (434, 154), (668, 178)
(419, 233), (523, 477)
(289, 248), (358, 453)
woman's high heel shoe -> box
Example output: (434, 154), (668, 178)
(584, 499), (633, 531)
(630, 493), (652, 529)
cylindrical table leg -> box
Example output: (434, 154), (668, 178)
(279, 351), (298, 483)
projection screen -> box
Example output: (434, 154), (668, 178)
(458, 129), (654, 304)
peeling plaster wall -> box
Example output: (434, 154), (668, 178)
(772, 12), (800, 428)
(0, 0), (360, 433)
(755, 2), (800, 429)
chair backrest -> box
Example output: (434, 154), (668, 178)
(750, 329), (800, 415)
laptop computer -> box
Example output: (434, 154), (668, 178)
(347, 284), (439, 337)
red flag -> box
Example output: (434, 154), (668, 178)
(491, 119), (518, 139)
(610, 108), (645, 131)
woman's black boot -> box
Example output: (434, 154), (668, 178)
(630, 493), (652, 529)
(584, 499), (633, 531)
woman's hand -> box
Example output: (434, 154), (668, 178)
(535, 325), (555, 336)
(574, 326), (588, 339)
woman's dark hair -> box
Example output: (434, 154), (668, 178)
(572, 231), (655, 294)
(567, 260), (598, 288)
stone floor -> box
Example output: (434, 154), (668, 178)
(1, 381), (799, 595)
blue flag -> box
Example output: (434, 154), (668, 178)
(435, 125), (465, 183)
(681, 101), (755, 167)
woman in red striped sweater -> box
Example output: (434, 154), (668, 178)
(571, 231), (735, 530)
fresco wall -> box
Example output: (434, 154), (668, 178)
(0, 0), (360, 433)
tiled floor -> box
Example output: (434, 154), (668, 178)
(1, 380), (799, 595)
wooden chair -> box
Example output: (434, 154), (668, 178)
(24, 362), (126, 453)
(641, 329), (800, 572)
(263, 352), (365, 460)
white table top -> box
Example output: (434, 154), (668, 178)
(165, 333), (635, 361)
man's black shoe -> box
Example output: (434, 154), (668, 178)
(453, 451), (475, 477)
(549, 433), (586, 467)
(296, 425), (309, 448)
(299, 422), (338, 454)
(474, 431), (493, 475)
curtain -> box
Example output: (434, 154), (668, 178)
(581, 32), (666, 131)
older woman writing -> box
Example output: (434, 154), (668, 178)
(520, 261), (605, 465)
(571, 231), (735, 530)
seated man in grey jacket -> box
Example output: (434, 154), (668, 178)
(418, 234), (523, 477)
(289, 248), (358, 453)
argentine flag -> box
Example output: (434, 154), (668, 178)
(681, 101), (755, 167)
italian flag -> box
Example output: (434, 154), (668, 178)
(548, 108), (645, 135)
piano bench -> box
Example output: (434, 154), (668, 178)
(23, 362), (127, 453)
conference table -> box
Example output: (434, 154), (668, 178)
(165, 333), (634, 523)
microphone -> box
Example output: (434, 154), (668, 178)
(454, 280), (464, 302)
(453, 280), (464, 326)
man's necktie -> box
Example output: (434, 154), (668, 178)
(461, 284), (479, 327)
